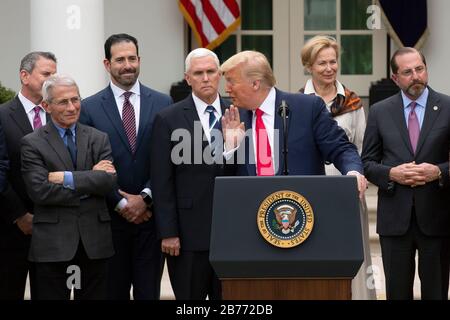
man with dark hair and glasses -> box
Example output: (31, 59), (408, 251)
(362, 47), (450, 300)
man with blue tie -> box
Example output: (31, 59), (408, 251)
(21, 74), (116, 299)
(80, 34), (172, 299)
(362, 47), (450, 300)
(150, 48), (232, 300)
(220, 50), (367, 195)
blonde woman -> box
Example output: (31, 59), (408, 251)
(300, 35), (376, 300)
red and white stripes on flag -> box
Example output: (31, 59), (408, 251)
(179, 0), (241, 50)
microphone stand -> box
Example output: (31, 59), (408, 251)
(277, 100), (290, 175)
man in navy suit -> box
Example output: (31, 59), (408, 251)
(80, 33), (172, 300)
(150, 48), (233, 300)
(220, 50), (366, 196)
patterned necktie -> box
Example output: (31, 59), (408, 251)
(255, 108), (274, 176)
(122, 92), (137, 154)
(408, 101), (420, 153)
(205, 105), (219, 156)
(65, 128), (77, 168)
(33, 106), (42, 130)
(205, 105), (219, 131)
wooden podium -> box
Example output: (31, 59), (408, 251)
(221, 279), (351, 300)
(210, 176), (363, 300)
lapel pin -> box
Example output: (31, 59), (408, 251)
(433, 106), (438, 111)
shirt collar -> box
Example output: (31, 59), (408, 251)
(257, 87), (276, 116)
(52, 122), (76, 138)
(18, 91), (43, 114)
(192, 93), (221, 115)
(303, 79), (345, 98)
(110, 80), (141, 99)
(401, 87), (429, 109)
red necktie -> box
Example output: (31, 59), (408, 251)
(33, 106), (42, 130)
(122, 92), (137, 154)
(255, 108), (274, 176)
(408, 101), (420, 153)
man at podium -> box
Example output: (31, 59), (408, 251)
(220, 50), (367, 198)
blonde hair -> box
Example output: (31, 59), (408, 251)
(220, 50), (276, 88)
(301, 35), (339, 69)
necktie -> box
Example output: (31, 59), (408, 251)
(408, 101), (420, 153)
(255, 108), (274, 176)
(122, 92), (137, 154)
(205, 105), (220, 156)
(33, 106), (42, 130)
(65, 128), (77, 168)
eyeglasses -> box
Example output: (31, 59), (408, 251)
(51, 96), (81, 107)
(398, 65), (426, 77)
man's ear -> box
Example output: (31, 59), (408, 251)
(42, 101), (50, 113)
(252, 80), (260, 91)
(20, 70), (29, 85)
(391, 73), (398, 86)
(103, 59), (111, 72)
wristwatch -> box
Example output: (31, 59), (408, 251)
(140, 191), (153, 208)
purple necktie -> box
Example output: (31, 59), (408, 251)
(33, 106), (42, 130)
(122, 92), (136, 154)
(408, 101), (420, 153)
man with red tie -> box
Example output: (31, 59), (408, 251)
(220, 50), (366, 197)
(362, 47), (450, 300)
(0, 51), (57, 299)
(80, 34), (172, 300)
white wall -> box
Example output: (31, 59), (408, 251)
(104, 0), (185, 94)
(422, 0), (450, 95)
(0, 0), (185, 96)
(0, 0), (30, 92)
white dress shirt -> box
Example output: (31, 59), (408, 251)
(192, 93), (221, 143)
(110, 81), (141, 135)
(252, 87), (276, 171)
(18, 91), (46, 128)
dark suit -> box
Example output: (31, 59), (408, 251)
(150, 95), (232, 299)
(362, 88), (450, 299)
(21, 122), (116, 299)
(236, 88), (363, 176)
(80, 83), (172, 299)
(0, 122), (8, 192)
(0, 97), (43, 299)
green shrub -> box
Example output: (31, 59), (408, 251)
(0, 82), (16, 104)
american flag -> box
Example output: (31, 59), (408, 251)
(179, 0), (241, 50)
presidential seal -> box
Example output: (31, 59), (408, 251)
(257, 190), (314, 248)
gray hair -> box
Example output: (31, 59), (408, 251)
(20, 51), (57, 73)
(42, 74), (79, 103)
(185, 48), (220, 73)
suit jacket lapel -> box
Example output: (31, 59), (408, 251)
(390, 93), (413, 154)
(274, 89), (285, 175)
(8, 97), (33, 135)
(136, 85), (155, 153)
(182, 96), (210, 153)
(75, 123), (89, 170)
(44, 123), (74, 170)
(100, 87), (131, 153)
(415, 89), (441, 156)
(241, 109), (256, 176)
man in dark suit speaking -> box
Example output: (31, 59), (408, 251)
(220, 50), (366, 196)
(150, 48), (233, 300)
(362, 47), (450, 300)
(21, 74), (116, 299)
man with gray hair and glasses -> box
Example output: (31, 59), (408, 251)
(21, 74), (116, 300)
(0, 51), (56, 299)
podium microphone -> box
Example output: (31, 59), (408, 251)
(277, 100), (290, 175)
